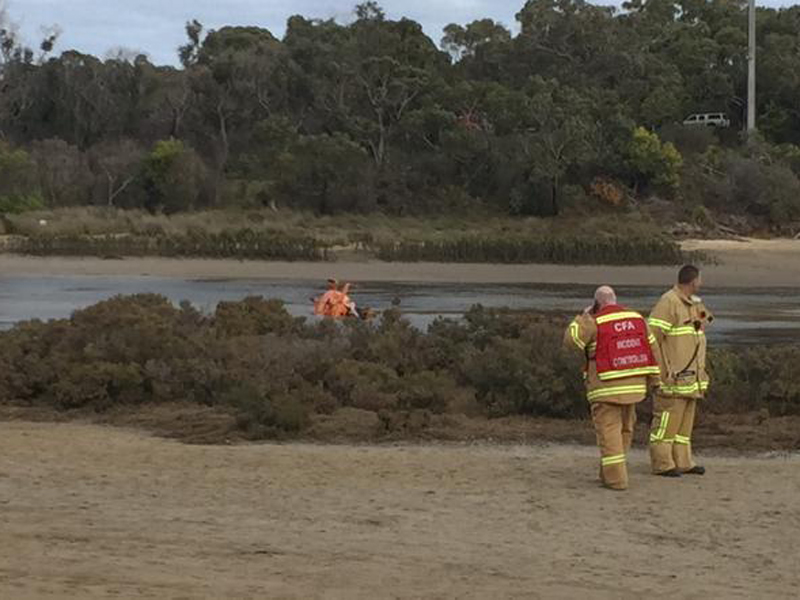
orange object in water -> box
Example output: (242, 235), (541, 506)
(338, 283), (359, 317)
(328, 296), (350, 317)
(312, 281), (359, 318)
(313, 290), (339, 315)
(313, 279), (340, 316)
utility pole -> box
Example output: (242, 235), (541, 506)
(747, 0), (756, 134)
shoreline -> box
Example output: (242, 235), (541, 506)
(1, 238), (799, 287)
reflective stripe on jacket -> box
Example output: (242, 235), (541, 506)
(647, 286), (712, 399)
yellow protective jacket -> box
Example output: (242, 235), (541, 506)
(563, 310), (662, 405)
(647, 286), (713, 399)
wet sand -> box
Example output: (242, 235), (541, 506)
(1, 421), (798, 600)
(1, 238), (799, 287)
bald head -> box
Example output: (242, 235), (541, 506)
(594, 285), (617, 309)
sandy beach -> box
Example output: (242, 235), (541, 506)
(1, 238), (798, 287)
(1, 421), (797, 600)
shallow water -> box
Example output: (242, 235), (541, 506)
(0, 276), (798, 346)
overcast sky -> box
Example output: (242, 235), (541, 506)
(7, 0), (796, 66)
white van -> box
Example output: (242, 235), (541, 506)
(683, 113), (730, 128)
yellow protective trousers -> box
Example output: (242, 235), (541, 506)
(649, 394), (698, 473)
(591, 402), (637, 490)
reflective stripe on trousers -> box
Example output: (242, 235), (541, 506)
(601, 453), (626, 466)
(649, 396), (698, 473)
(650, 411), (671, 443)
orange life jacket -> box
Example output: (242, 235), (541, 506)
(328, 293), (350, 317)
(313, 290), (339, 315)
(314, 290), (353, 317)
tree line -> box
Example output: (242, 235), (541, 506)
(1, 0), (800, 225)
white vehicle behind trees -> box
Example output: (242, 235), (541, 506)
(682, 113), (731, 127)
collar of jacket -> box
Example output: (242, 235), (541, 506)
(671, 285), (697, 306)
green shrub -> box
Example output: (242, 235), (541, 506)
(460, 332), (585, 418)
(626, 127), (683, 191)
(214, 297), (302, 337)
(142, 139), (207, 213)
(689, 146), (800, 228)
(0, 193), (46, 214)
(0, 295), (796, 443)
(223, 384), (311, 438)
(0, 142), (40, 208)
(396, 370), (459, 413)
(708, 346), (800, 416)
(50, 362), (145, 410)
(326, 359), (400, 412)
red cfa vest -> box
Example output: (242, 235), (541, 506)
(593, 305), (659, 381)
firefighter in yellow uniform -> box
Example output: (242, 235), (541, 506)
(647, 265), (713, 477)
(564, 286), (662, 490)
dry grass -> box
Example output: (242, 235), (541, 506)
(5, 207), (664, 239)
(2, 207), (696, 265)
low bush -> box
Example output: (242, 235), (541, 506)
(223, 384), (312, 439)
(708, 346), (800, 416)
(0, 296), (792, 441)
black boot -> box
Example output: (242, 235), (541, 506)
(684, 466), (706, 475)
(657, 469), (682, 478)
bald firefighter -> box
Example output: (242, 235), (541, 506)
(647, 265), (713, 477)
(564, 286), (662, 490)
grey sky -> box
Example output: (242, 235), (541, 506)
(7, 0), (796, 66)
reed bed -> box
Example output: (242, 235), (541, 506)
(369, 235), (700, 266)
(10, 229), (330, 261)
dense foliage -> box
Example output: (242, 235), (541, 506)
(1, 1), (800, 227)
(0, 296), (796, 440)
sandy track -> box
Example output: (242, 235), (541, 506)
(1, 422), (798, 599)
(1, 238), (800, 287)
